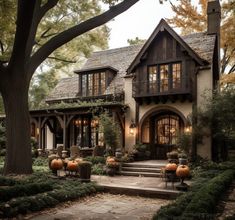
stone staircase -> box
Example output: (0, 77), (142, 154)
(119, 161), (167, 178)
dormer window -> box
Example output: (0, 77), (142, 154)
(75, 66), (117, 97)
(82, 72), (106, 96)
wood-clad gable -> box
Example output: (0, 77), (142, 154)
(131, 20), (201, 104)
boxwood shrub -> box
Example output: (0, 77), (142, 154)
(0, 182), (53, 202)
(153, 169), (235, 220)
(0, 180), (102, 218)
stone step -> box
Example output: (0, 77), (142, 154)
(99, 184), (180, 199)
(122, 166), (162, 174)
(122, 162), (166, 169)
(119, 171), (161, 178)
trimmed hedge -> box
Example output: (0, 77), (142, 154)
(182, 169), (235, 219)
(0, 176), (18, 186)
(84, 156), (105, 165)
(0, 182), (102, 218)
(153, 169), (235, 220)
(0, 182), (53, 202)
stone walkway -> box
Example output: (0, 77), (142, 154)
(217, 182), (235, 219)
(27, 193), (170, 220)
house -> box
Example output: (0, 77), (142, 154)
(30, 0), (221, 160)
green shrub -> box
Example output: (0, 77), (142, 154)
(0, 182), (53, 202)
(84, 156), (105, 165)
(154, 169), (235, 220)
(92, 163), (105, 175)
(0, 181), (101, 218)
(33, 157), (48, 167)
(0, 176), (17, 186)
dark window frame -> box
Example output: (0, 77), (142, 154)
(80, 71), (107, 97)
(147, 62), (182, 93)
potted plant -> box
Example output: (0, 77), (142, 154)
(105, 157), (120, 176)
(178, 152), (188, 165)
(177, 131), (191, 163)
(167, 150), (179, 163)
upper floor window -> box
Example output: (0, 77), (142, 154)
(148, 62), (181, 93)
(81, 72), (106, 96)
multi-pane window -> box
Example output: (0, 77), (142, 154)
(172, 63), (181, 89)
(156, 115), (179, 145)
(160, 64), (169, 92)
(147, 62), (182, 93)
(88, 74), (93, 96)
(93, 73), (99, 96)
(148, 66), (157, 93)
(82, 75), (87, 96)
(81, 72), (106, 96)
(100, 72), (106, 94)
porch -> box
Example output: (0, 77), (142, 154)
(30, 102), (126, 153)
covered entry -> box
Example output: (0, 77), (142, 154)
(141, 108), (186, 159)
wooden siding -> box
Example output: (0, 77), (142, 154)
(133, 30), (196, 102)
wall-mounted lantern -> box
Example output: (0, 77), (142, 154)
(129, 121), (136, 135)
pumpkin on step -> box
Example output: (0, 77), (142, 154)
(176, 165), (190, 178)
(165, 163), (178, 171)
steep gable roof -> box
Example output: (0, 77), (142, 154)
(127, 19), (206, 74)
(182, 32), (216, 63)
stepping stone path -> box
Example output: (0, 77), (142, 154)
(26, 193), (170, 220)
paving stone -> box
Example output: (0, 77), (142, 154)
(27, 193), (170, 220)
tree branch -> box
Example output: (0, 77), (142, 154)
(0, 40), (4, 55)
(47, 56), (76, 63)
(28, 0), (139, 75)
(8, 0), (38, 69)
(26, 0), (59, 68)
(39, 0), (59, 20)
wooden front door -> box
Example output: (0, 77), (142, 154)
(150, 114), (180, 159)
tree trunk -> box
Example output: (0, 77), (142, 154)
(1, 72), (32, 175)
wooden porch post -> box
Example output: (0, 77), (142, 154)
(63, 114), (67, 150)
(38, 117), (42, 149)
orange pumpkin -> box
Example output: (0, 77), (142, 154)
(51, 158), (63, 170)
(176, 165), (190, 178)
(106, 157), (116, 165)
(67, 160), (79, 172)
(165, 163), (178, 171)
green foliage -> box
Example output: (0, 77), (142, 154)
(99, 112), (121, 156)
(127, 37), (145, 45)
(91, 163), (105, 175)
(84, 156), (105, 165)
(154, 169), (235, 219)
(0, 176), (17, 186)
(0, 180), (100, 218)
(32, 157), (48, 167)
(0, 182), (53, 202)
(195, 89), (235, 139)
(177, 132), (191, 155)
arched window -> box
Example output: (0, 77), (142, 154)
(156, 115), (179, 145)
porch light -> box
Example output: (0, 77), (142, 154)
(129, 121), (136, 135)
(185, 126), (192, 133)
(74, 119), (81, 127)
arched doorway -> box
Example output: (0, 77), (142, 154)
(141, 109), (185, 159)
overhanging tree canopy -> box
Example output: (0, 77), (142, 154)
(0, 0), (142, 175)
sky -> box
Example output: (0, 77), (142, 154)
(106, 0), (176, 49)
